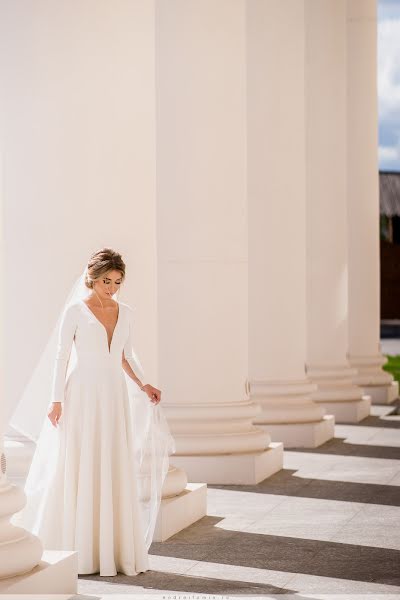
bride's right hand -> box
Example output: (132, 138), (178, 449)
(48, 402), (62, 427)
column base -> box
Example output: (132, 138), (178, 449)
(3, 437), (35, 480)
(171, 442), (283, 485)
(349, 353), (399, 405)
(164, 400), (270, 455)
(307, 362), (371, 424)
(258, 414), (335, 448)
(250, 377), (327, 423)
(153, 482), (207, 542)
(250, 377), (335, 447)
(313, 395), (371, 423)
(153, 465), (207, 541)
(0, 550), (77, 595)
(360, 381), (399, 405)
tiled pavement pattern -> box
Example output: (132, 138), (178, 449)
(75, 400), (400, 600)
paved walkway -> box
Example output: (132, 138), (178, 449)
(76, 399), (400, 599)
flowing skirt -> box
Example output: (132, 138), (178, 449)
(15, 366), (150, 576)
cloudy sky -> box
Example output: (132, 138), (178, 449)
(378, 0), (400, 171)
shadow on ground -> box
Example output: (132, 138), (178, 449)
(209, 466), (400, 506)
(150, 518), (400, 585)
(79, 569), (286, 595)
(287, 436), (400, 460)
(79, 515), (400, 593)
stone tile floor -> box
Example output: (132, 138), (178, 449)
(76, 400), (400, 600)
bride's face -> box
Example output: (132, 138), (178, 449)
(93, 270), (123, 299)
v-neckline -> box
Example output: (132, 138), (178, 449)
(80, 298), (120, 354)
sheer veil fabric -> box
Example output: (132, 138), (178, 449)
(9, 266), (176, 553)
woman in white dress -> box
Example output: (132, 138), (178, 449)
(10, 247), (175, 577)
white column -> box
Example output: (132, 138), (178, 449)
(0, 136), (43, 580)
(156, 0), (283, 483)
(346, 0), (398, 404)
(0, 0), (198, 555)
(304, 0), (370, 423)
(0, 441), (43, 580)
(247, 0), (334, 448)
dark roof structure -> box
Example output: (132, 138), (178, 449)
(380, 171), (400, 216)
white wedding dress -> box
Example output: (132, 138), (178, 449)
(13, 297), (171, 576)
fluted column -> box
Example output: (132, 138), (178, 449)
(346, 0), (398, 404)
(304, 0), (370, 423)
(247, 0), (334, 448)
(156, 0), (283, 483)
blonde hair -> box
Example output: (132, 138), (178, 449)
(85, 247), (126, 289)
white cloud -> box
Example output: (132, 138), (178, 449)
(378, 0), (400, 21)
(378, 16), (400, 170)
(379, 144), (399, 163)
(378, 19), (400, 120)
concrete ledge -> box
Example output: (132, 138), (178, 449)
(0, 550), (77, 596)
(314, 396), (371, 423)
(153, 483), (207, 542)
(261, 414), (335, 448)
(363, 381), (399, 404)
(171, 442), (284, 485)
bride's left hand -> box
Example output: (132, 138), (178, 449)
(142, 384), (161, 404)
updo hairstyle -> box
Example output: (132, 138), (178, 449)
(84, 247), (126, 290)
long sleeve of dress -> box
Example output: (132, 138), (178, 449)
(51, 303), (78, 403)
(123, 305), (145, 384)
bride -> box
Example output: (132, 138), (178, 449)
(10, 247), (175, 577)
